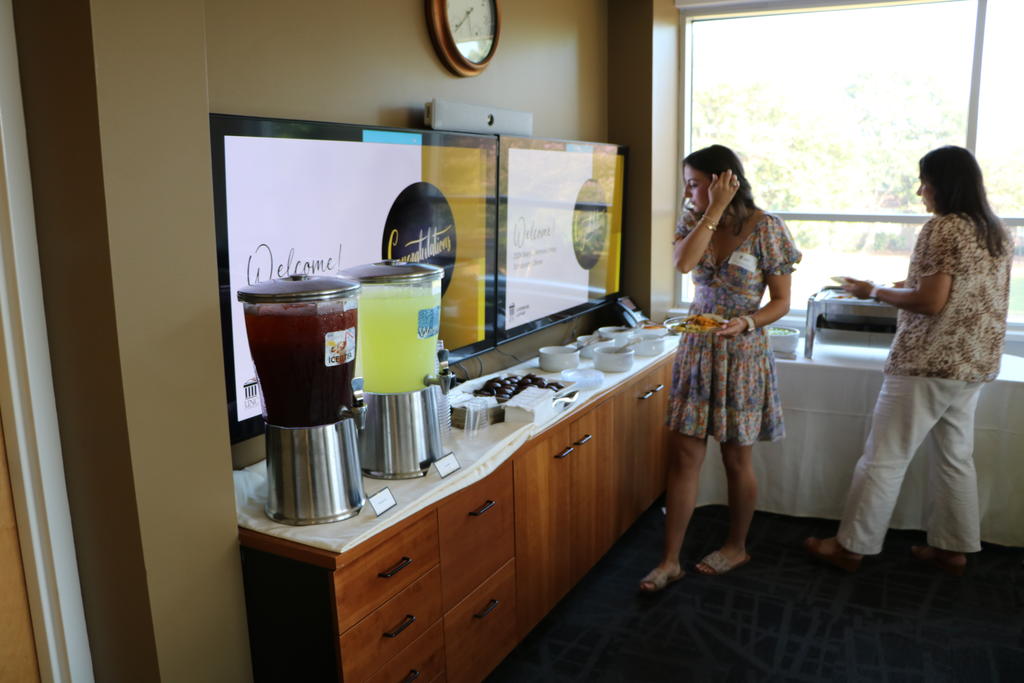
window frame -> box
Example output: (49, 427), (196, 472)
(673, 0), (1024, 339)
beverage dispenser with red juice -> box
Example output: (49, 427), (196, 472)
(237, 274), (366, 525)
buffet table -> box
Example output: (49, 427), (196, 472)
(233, 345), (677, 554)
(697, 344), (1024, 547)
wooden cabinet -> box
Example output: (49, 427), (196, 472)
(338, 566), (443, 682)
(614, 361), (671, 524)
(437, 462), (515, 612)
(367, 619), (446, 683)
(512, 421), (573, 638)
(514, 356), (673, 640)
(568, 397), (620, 579)
(442, 559), (517, 683)
(333, 511), (440, 633)
(240, 356), (674, 683)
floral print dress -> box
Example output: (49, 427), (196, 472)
(667, 211), (802, 445)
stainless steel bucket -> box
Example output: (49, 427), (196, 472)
(360, 387), (445, 479)
(264, 417), (365, 525)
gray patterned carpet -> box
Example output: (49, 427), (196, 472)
(487, 504), (1024, 683)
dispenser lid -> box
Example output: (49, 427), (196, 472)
(237, 274), (360, 304)
(339, 260), (443, 284)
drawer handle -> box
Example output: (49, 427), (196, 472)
(554, 446), (574, 459)
(639, 390), (654, 400)
(383, 614), (416, 638)
(401, 671), (421, 683)
(469, 499), (496, 516)
(574, 433), (593, 445)
(378, 556), (413, 578)
(473, 599), (500, 619)
(652, 383), (665, 392)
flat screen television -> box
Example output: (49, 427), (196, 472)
(211, 114), (497, 443)
(496, 135), (626, 342)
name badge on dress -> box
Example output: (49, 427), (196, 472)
(728, 251), (758, 272)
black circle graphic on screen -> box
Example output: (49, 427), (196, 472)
(382, 182), (457, 295)
(571, 179), (609, 270)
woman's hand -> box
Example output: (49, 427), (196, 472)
(715, 318), (748, 338)
(707, 169), (740, 212)
(842, 277), (875, 299)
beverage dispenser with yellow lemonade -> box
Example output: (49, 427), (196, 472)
(340, 261), (454, 478)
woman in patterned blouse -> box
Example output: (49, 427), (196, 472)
(639, 145), (801, 592)
(805, 146), (1013, 575)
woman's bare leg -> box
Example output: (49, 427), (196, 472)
(640, 432), (707, 590)
(701, 441), (756, 567)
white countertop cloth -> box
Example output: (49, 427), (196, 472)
(696, 345), (1024, 547)
(234, 347), (676, 554)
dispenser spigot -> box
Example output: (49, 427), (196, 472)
(423, 348), (455, 395)
(346, 377), (367, 430)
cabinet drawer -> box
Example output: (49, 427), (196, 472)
(340, 565), (442, 682)
(333, 511), (440, 632)
(443, 559), (517, 683)
(438, 462), (514, 611)
(366, 619), (445, 683)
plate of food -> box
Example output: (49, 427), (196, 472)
(665, 313), (727, 334)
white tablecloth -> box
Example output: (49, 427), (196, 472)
(696, 344), (1024, 547)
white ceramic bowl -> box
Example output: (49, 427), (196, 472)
(580, 339), (616, 359)
(635, 337), (667, 356)
(767, 326), (800, 355)
(597, 325), (631, 340)
(635, 327), (669, 340)
(593, 345), (635, 372)
(538, 345), (580, 372)
(601, 328), (635, 347)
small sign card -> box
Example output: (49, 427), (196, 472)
(368, 487), (397, 517)
(433, 452), (461, 478)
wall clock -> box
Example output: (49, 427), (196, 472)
(426, 0), (501, 77)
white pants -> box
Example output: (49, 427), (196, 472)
(837, 374), (984, 555)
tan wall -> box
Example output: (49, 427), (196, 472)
(609, 0), (679, 321)
(15, 0), (652, 681)
(206, 0), (609, 140)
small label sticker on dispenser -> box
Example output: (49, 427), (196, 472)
(417, 306), (441, 339)
(325, 329), (356, 367)
(433, 452), (461, 478)
(368, 487), (397, 517)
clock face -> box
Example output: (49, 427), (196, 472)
(447, 0), (496, 64)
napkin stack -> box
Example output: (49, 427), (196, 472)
(502, 386), (556, 424)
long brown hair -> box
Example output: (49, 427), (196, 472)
(684, 144), (758, 235)
(919, 146), (1007, 257)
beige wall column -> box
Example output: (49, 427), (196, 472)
(608, 0), (679, 321)
(14, 0), (251, 680)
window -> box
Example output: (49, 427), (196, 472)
(678, 0), (1024, 321)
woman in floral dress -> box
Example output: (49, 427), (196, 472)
(640, 145), (801, 592)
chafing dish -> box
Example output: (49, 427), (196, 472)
(804, 287), (897, 358)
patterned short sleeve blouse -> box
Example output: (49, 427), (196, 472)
(884, 214), (1012, 382)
